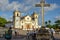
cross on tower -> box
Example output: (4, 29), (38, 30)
(35, 0), (50, 26)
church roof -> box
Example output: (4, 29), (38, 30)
(20, 12), (38, 21)
(21, 16), (26, 19)
(20, 15), (35, 20)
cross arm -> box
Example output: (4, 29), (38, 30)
(35, 4), (50, 7)
(35, 4), (41, 7)
(44, 4), (50, 7)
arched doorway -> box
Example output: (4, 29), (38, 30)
(26, 24), (30, 30)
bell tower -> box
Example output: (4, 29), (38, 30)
(33, 12), (38, 28)
(13, 10), (21, 28)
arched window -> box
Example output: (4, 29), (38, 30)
(17, 13), (18, 16)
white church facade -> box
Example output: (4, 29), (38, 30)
(13, 10), (40, 30)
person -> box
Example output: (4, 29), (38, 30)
(15, 30), (17, 36)
(5, 27), (12, 40)
(32, 31), (36, 40)
(27, 32), (30, 40)
(50, 28), (54, 40)
(50, 28), (53, 36)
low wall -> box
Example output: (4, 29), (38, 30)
(53, 33), (60, 39)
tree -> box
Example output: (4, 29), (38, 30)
(45, 20), (52, 28)
(45, 21), (48, 27)
(55, 20), (60, 25)
(45, 21), (47, 25)
(0, 17), (7, 27)
(7, 21), (12, 23)
(48, 20), (51, 24)
(54, 20), (60, 29)
(45, 20), (60, 29)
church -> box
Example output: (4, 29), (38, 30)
(13, 10), (40, 30)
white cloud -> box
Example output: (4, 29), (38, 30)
(7, 2), (23, 10)
(24, 6), (32, 12)
(0, 0), (40, 12)
(55, 16), (60, 20)
(24, 0), (40, 6)
(0, 0), (23, 11)
(0, 0), (59, 12)
(0, 0), (8, 11)
(44, 4), (59, 12)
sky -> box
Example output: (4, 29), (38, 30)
(0, 0), (60, 25)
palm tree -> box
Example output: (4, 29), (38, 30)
(45, 21), (47, 27)
(47, 20), (52, 28)
(45, 21), (47, 25)
(48, 20), (51, 24)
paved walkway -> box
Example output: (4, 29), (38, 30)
(0, 34), (60, 40)
(0, 37), (26, 40)
(0, 37), (60, 40)
(0, 35), (27, 40)
(53, 33), (60, 40)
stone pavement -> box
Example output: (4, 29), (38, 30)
(0, 33), (60, 40)
(0, 38), (26, 40)
(0, 36), (60, 40)
(0, 35), (27, 40)
(53, 33), (60, 40)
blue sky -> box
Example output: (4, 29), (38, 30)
(0, 0), (60, 25)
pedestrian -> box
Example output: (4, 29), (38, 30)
(15, 30), (17, 36)
(32, 31), (36, 40)
(50, 28), (53, 36)
(5, 27), (12, 40)
(50, 28), (54, 40)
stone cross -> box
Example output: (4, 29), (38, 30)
(35, 0), (50, 26)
